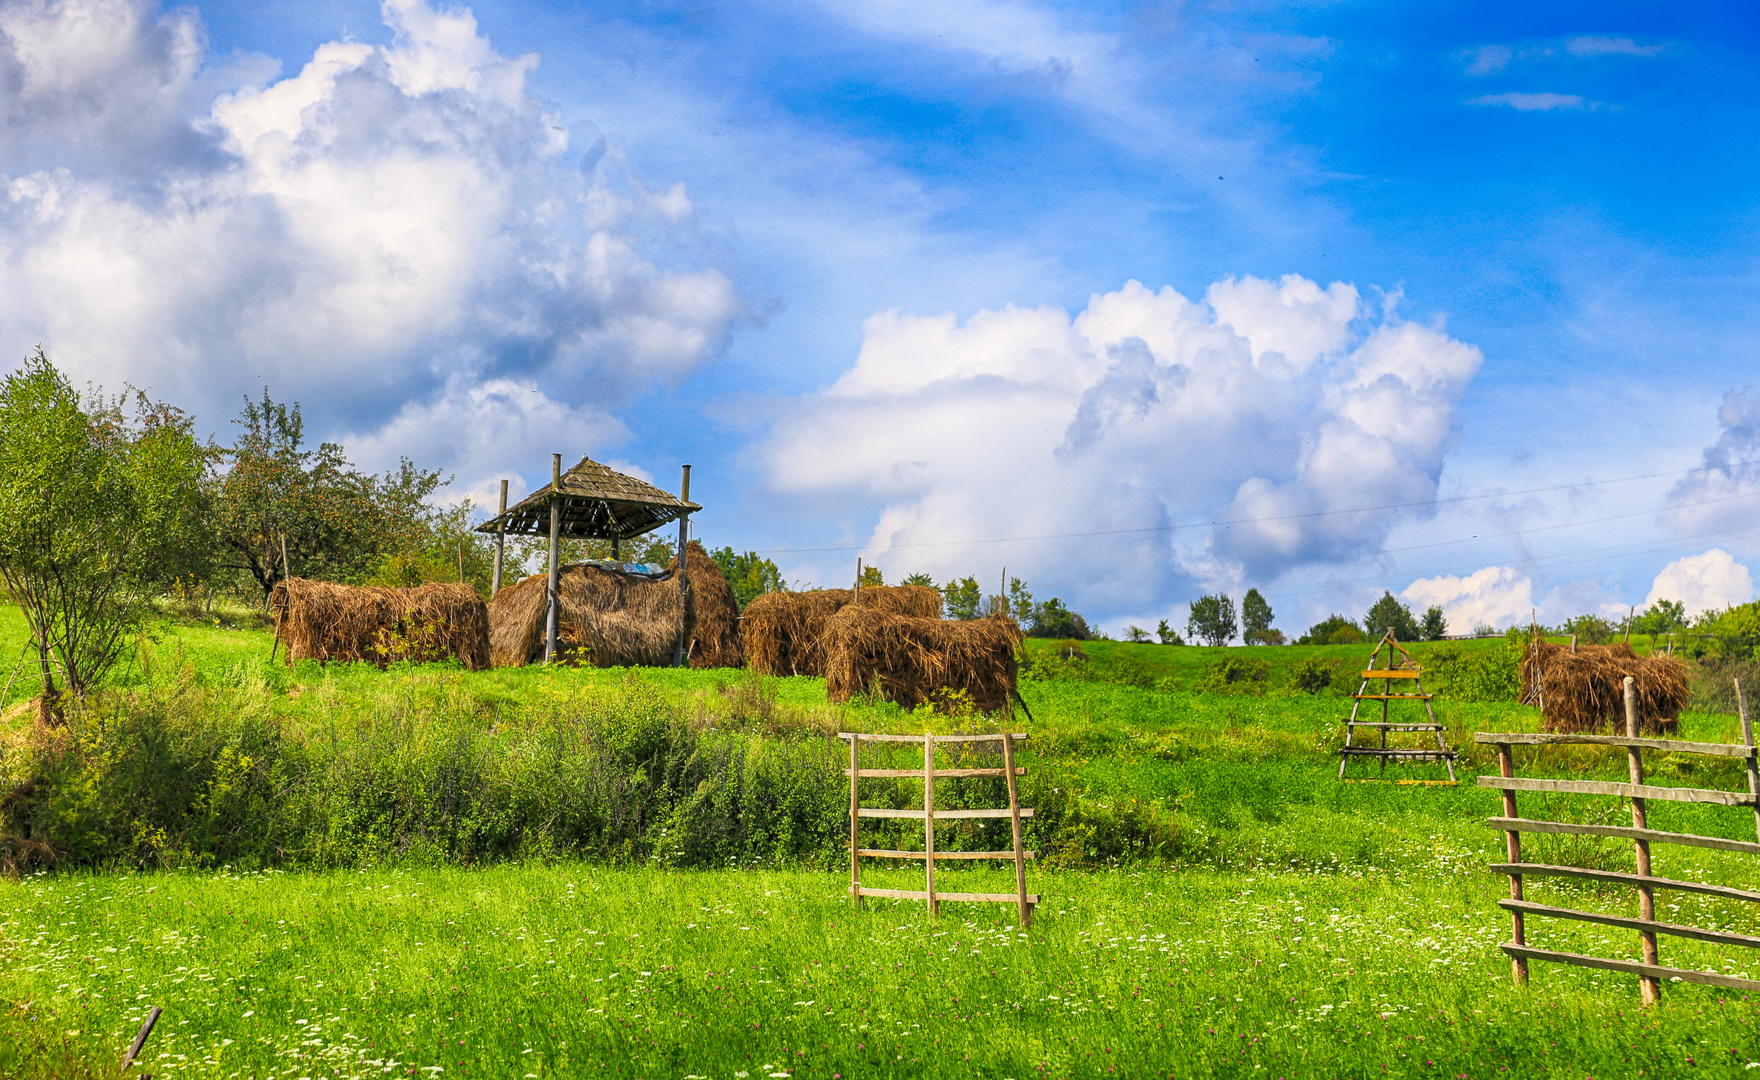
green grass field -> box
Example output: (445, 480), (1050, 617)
(2, 608), (1757, 1078)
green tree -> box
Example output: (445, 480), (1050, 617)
(1028, 597), (1090, 639)
(1562, 613), (1615, 645)
(1125, 625), (1151, 643)
(1364, 591), (1420, 641)
(1186, 593), (1237, 647)
(901, 572), (936, 587)
(857, 564), (884, 587)
(1420, 604), (1448, 641)
(0, 350), (205, 716)
(1631, 599), (1687, 635)
(1156, 618), (1184, 645)
(709, 548), (786, 611)
(1007, 577), (1034, 623)
(943, 576), (982, 620)
(1241, 588), (1276, 644)
(1297, 614), (1363, 645)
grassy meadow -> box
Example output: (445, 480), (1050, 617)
(2, 606), (1758, 1077)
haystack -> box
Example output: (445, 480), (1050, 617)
(681, 540), (742, 669)
(1521, 640), (1690, 734)
(270, 578), (490, 670)
(742, 584), (941, 677)
(488, 560), (690, 668)
(823, 607), (1021, 712)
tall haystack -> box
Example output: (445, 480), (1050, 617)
(679, 541), (743, 669)
(823, 607), (1021, 712)
(1521, 640), (1689, 734)
(488, 561), (691, 668)
(742, 584), (941, 677)
(270, 578), (490, 670)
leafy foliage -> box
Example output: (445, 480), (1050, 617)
(1562, 613), (1616, 645)
(1288, 656), (1336, 694)
(1186, 593), (1237, 647)
(0, 350), (205, 707)
(1155, 619), (1184, 645)
(1631, 599), (1687, 636)
(1192, 653), (1269, 695)
(1419, 604), (1448, 641)
(942, 575), (983, 620)
(1297, 615), (1364, 645)
(1241, 587), (1278, 644)
(709, 547), (786, 611)
(1363, 591), (1420, 641)
(1027, 596), (1091, 639)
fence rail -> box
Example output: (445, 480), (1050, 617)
(840, 731), (1037, 926)
(1478, 675), (1760, 1004)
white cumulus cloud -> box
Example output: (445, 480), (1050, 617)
(0, 0), (739, 495)
(1403, 567), (1534, 633)
(1646, 549), (1754, 617)
(761, 275), (1482, 612)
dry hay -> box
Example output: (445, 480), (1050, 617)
(823, 607), (1021, 712)
(681, 540), (742, 669)
(741, 584), (941, 677)
(488, 563), (684, 668)
(270, 578), (490, 670)
(1521, 640), (1690, 734)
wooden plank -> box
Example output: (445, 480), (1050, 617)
(1351, 694), (1435, 701)
(838, 732), (1028, 743)
(1341, 779), (1458, 786)
(856, 807), (1035, 820)
(1360, 669), (1422, 679)
(1347, 721), (1443, 730)
(856, 849), (1036, 860)
(1499, 945), (1760, 992)
(1488, 863), (1760, 904)
(1340, 748), (1456, 758)
(1498, 900), (1760, 950)
(848, 734), (861, 909)
(1740, 678), (1760, 843)
(845, 768), (1026, 778)
(1472, 731), (1756, 758)
(855, 888), (1041, 904)
(1477, 775), (1755, 806)
(1486, 817), (1760, 856)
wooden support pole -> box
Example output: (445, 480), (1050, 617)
(674, 465), (692, 667)
(855, 557), (862, 601)
(849, 736), (863, 909)
(1739, 678), (1760, 844)
(491, 478), (507, 598)
(1626, 675), (1661, 1006)
(1002, 734), (1030, 928)
(120, 1005), (162, 1073)
(923, 732), (938, 916)
(1498, 742), (1528, 985)
(543, 454), (561, 664)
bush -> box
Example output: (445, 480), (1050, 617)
(1289, 656), (1336, 694)
(1193, 654), (1270, 696)
(1421, 642), (1522, 703)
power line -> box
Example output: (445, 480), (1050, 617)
(754, 463), (1715, 556)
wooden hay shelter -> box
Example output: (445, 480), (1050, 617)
(1521, 640), (1688, 735)
(742, 585), (941, 678)
(475, 454), (699, 665)
(270, 578), (490, 670)
(824, 608), (1021, 712)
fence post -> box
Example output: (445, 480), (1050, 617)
(1625, 676), (1661, 1006)
(849, 736), (863, 909)
(923, 733), (938, 916)
(1739, 678), (1760, 844)
(1496, 741), (1527, 985)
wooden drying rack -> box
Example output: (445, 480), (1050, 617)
(1477, 676), (1760, 1004)
(840, 732), (1038, 927)
(1339, 630), (1457, 782)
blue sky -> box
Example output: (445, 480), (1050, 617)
(2, 0), (1757, 637)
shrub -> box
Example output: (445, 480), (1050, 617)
(1193, 654), (1269, 695)
(1289, 656), (1335, 694)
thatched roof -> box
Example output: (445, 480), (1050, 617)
(474, 455), (700, 541)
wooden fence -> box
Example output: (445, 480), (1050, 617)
(840, 732), (1038, 926)
(1476, 676), (1760, 1003)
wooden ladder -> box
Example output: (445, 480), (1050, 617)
(1338, 630), (1457, 782)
